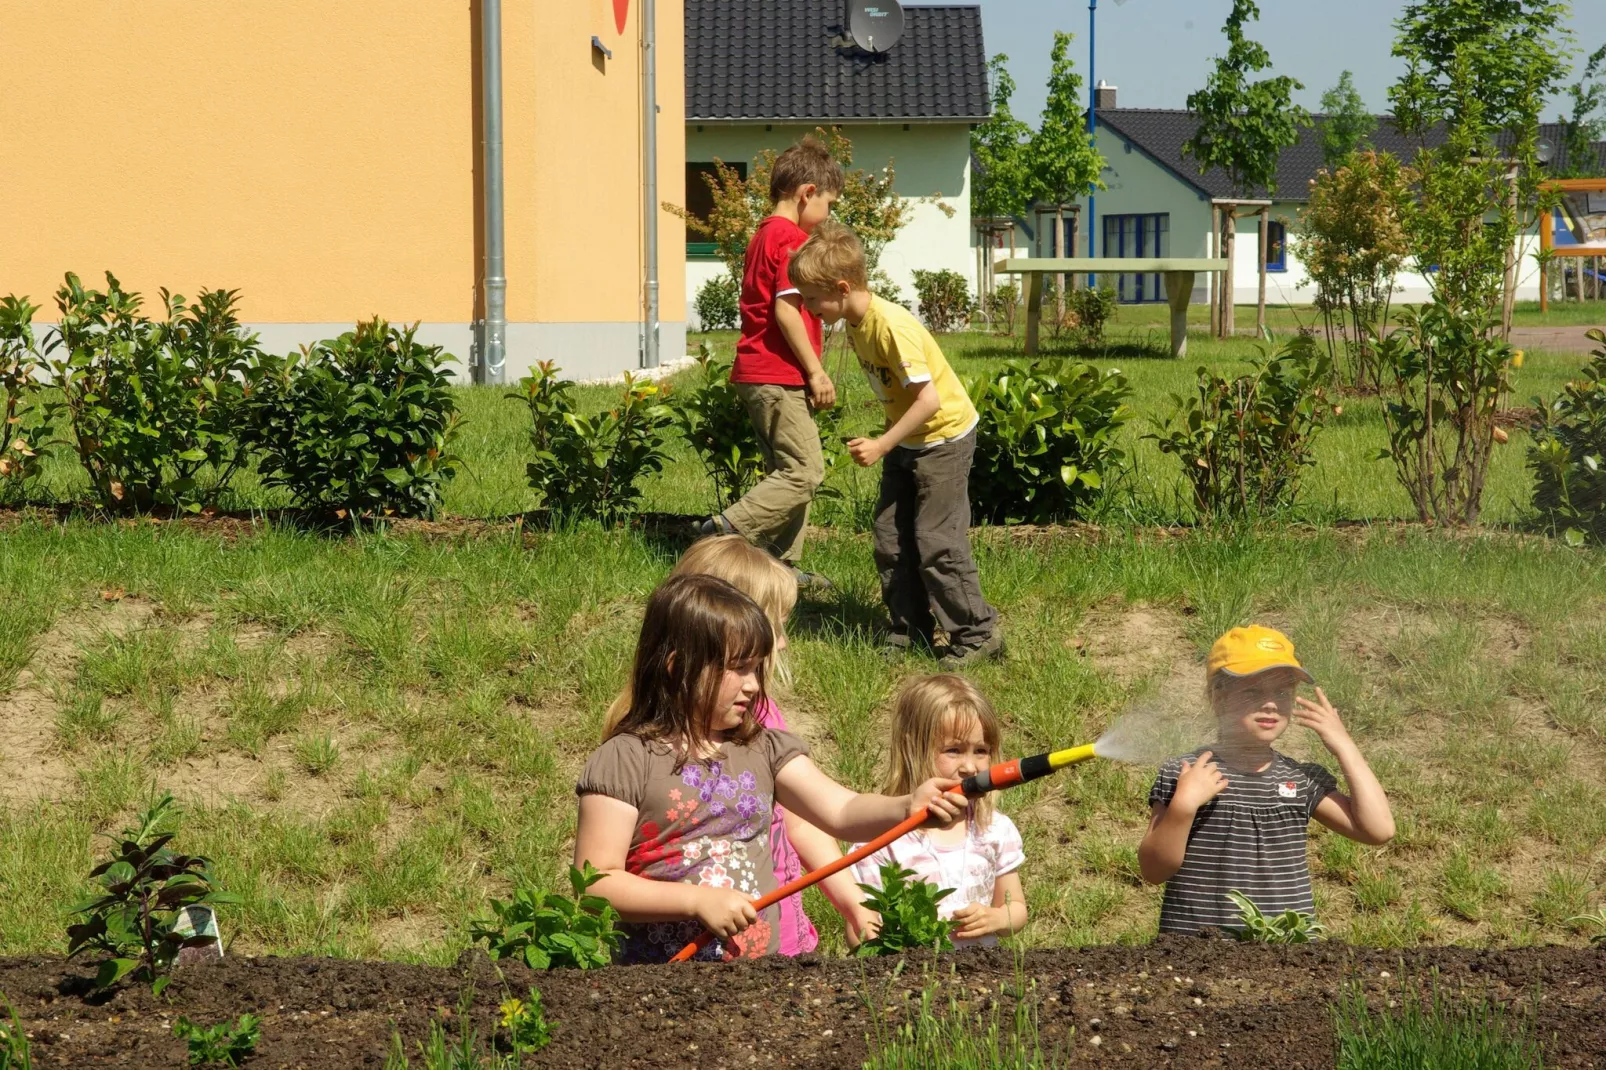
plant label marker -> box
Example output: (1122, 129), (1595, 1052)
(174, 906), (224, 967)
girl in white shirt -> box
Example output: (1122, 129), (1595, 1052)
(853, 674), (1027, 948)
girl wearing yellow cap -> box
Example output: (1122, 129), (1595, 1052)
(1137, 626), (1394, 936)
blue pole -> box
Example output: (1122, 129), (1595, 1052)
(1087, 0), (1097, 284)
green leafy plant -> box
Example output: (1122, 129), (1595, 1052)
(470, 862), (624, 970)
(66, 792), (239, 994)
(514, 362), (674, 527)
(0, 997), (31, 1070)
(0, 295), (47, 500)
(694, 272), (740, 333)
(855, 862), (955, 957)
(983, 281), (1022, 336)
(1531, 329), (1606, 545)
(498, 987), (554, 1055)
(173, 1013), (260, 1067)
(911, 269), (973, 334)
(242, 318), (462, 521)
(1332, 971), (1545, 1069)
(1062, 287), (1118, 345)
(966, 359), (1131, 524)
(384, 987), (546, 1070)
(1566, 907), (1606, 944)
(44, 273), (260, 513)
(971, 54), (1034, 225)
(1226, 889), (1325, 943)
(1318, 70), (1377, 168)
(1151, 334), (1333, 518)
(673, 345), (765, 511)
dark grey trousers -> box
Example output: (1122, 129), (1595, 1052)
(872, 431), (998, 649)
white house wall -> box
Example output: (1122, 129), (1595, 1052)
(684, 123), (972, 327)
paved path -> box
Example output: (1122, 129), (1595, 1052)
(1510, 325), (1602, 353)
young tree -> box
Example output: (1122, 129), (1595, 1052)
(1319, 71), (1376, 168)
(1025, 31), (1105, 325)
(1183, 0), (1309, 337)
(971, 54), (1034, 303)
(1561, 44), (1606, 177)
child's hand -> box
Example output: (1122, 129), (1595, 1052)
(1294, 687), (1353, 748)
(911, 778), (968, 828)
(807, 370), (838, 410)
(693, 887), (759, 939)
(847, 436), (888, 467)
(950, 904), (1010, 941)
(1171, 750), (1230, 814)
(846, 907), (881, 947)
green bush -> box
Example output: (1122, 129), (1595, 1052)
(0, 295), (48, 499)
(243, 318), (462, 520)
(855, 861), (955, 957)
(173, 1014), (259, 1068)
(1226, 890), (1325, 943)
(983, 281), (1022, 335)
(470, 862), (625, 970)
(966, 360), (1132, 524)
(911, 269), (973, 333)
(1530, 328), (1606, 545)
(45, 273), (259, 513)
(1150, 334), (1333, 518)
(1064, 286), (1118, 344)
(694, 272), (740, 333)
(673, 345), (764, 511)
(514, 362), (674, 526)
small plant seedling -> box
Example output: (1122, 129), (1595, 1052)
(470, 862), (623, 970)
(498, 987), (554, 1055)
(1227, 890), (1326, 944)
(855, 861), (955, 958)
(0, 996), (32, 1070)
(1567, 908), (1606, 944)
(173, 1014), (259, 1067)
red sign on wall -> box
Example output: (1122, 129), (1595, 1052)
(614, 0), (629, 34)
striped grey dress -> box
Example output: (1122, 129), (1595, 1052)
(1148, 748), (1338, 935)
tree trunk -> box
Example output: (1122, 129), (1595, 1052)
(1224, 209), (1237, 338)
(1055, 205), (1066, 327)
(1069, 208), (1081, 290)
(1257, 208), (1269, 341)
(1210, 205), (1222, 340)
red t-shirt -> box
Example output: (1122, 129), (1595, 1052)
(732, 215), (823, 385)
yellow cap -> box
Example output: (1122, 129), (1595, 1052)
(1207, 626), (1313, 683)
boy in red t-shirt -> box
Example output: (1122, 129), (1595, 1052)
(697, 137), (843, 588)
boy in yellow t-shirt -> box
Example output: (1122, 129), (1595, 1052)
(789, 222), (1001, 667)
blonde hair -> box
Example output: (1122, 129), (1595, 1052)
(603, 536), (797, 736)
(770, 135), (845, 202)
(884, 674), (1002, 828)
(789, 220), (870, 291)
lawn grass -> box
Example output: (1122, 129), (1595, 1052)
(1333, 974), (1546, 1070)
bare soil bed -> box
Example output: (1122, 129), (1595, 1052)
(3, 939), (1604, 1068)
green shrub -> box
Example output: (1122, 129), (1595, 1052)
(966, 359), (1132, 524)
(912, 269), (973, 333)
(856, 861), (955, 957)
(173, 1014), (260, 1068)
(0, 296), (48, 499)
(242, 318), (461, 520)
(498, 987), (555, 1055)
(1226, 889), (1325, 943)
(673, 345), (764, 511)
(1530, 328), (1606, 545)
(470, 863), (624, 970)
(984, 281), (1022, 335)
(1150, 334), (1333, 518)
(1064, 286), (1118, 344)
(514, 362), (674, 526)
(45, 273), (259, 513)
(0, 998), (30, 1070)
(1332, 972), (1545, 1070)
(694, 272), (740, 333)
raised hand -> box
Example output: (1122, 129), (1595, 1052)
(1171, 750), (1230, 813)
(1293, 687), (1352, 749)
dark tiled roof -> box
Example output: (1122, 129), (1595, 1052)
(1099, 110), (1606, 202)
(686, 1), (989, 122)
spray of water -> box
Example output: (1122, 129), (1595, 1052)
(1090, 693), (1214, 766)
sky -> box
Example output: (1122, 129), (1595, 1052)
(973, 0), (1606, 126)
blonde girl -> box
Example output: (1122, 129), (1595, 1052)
(575, 573), (965, 963)
(603, 535), (876, 952)
(852, 674), (1028, 947)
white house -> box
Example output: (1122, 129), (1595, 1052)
(683, 0), (988, 326)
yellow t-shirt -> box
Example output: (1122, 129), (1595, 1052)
(847, 296), (978, 449)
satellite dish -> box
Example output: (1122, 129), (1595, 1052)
(846, 0), (904, 53)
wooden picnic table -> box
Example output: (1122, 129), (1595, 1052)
(993, 257), (1230, 358)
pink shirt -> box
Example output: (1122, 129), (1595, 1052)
(753, 698), (818, 955)
(851, 813), (1025, 948)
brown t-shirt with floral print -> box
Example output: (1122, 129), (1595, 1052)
(576, 728), (809, 963)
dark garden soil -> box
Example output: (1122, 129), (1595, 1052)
(3, 940), (1604, 1069)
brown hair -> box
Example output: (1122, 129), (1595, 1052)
(770, 135), (845, 203)
(789, 219), (870, 291)
(883, 674), (1003, 828)
(603, 536), (797, 735)
(607, 573), (773, 761)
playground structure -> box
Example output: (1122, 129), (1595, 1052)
(1538, 177), (1606, 311)
(994, 257), (1229, 357)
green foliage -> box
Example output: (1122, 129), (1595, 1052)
(967, 359), (1131, 524)
(984, 281), (1022, 336)
(863, 964), (1060, 1070)
(1566, 907), (1606, 944)
(673, 345), (764, 511)
(1319, 71), (1377, 168)
(1026, 32), (1105, 210)
(498, 987), (554, 1055)
(1226, 889), (1326, 943)
(1063, 286), (1118, 345)
(1561, 44), (1606, 178)
(1377, 303), (1516, 526)
(0, 999), (30, 1070)
(243, 318), (462, 520)
(65, 793), (239, 994)
(971, 54), (1034, 222)
(1332, 973), (1545, 1069)
(470, 863), (624, 970)
(45, 273), (259, 513)
(911, 270), (973, 334)
(1151, 334), (1333, 518)
(694, 272), (740, 333)
(0, 295), (47, 499)
(173, 1014), (260, 1068)
(514, 362), (674, 526)
(855, 862), (955, 957)
(1531, 329), (1606, 544)
(1183, 0), (1309, 196)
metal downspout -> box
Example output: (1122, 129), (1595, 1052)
(481, 0), (508, 384)
(642, 0), (661, 368)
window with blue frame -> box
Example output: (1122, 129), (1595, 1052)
(1102, 214), (1170, 302)
(1265, 221), (1287, 273)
